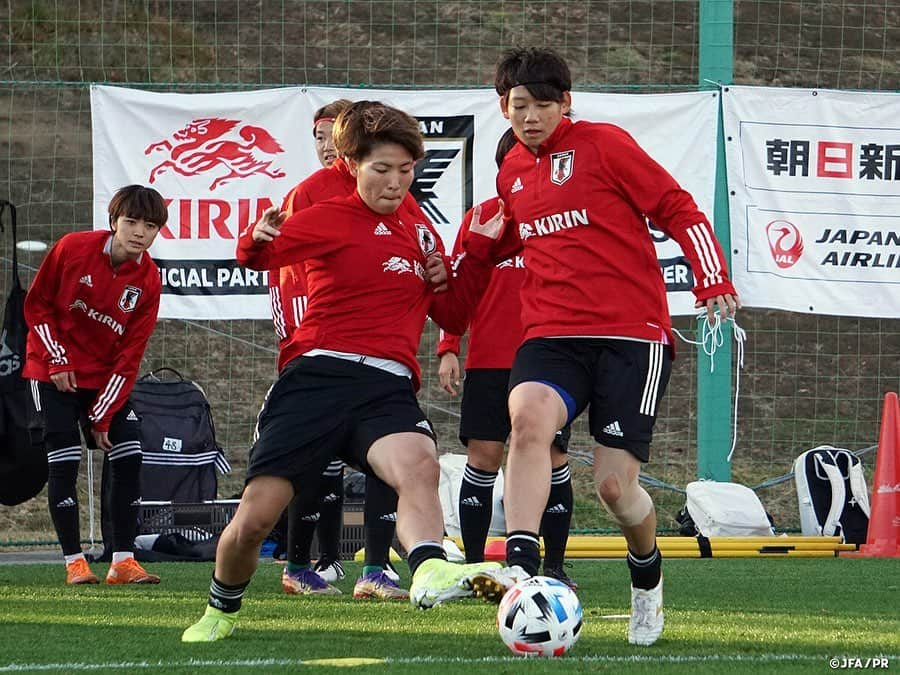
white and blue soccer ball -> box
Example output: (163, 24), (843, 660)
(496, 575), (583, 657)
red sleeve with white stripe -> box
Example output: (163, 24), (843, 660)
(435, 205), (473, 357)
(88, 281), (161, 433)
(601, 126), (736, 302)
(23, 239), (72, 373)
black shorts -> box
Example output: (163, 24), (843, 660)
(508, 338), (672, 462)
(248, 355), (436, 490)
(459, 367), (570, 452)
(28, 380), (141, 451)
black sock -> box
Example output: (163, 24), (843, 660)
(406, 541), (445, 577)
(208, 575), (249, 614)
(364, 475), (398, 568)
(458, 464), (497, 563)
(47, 458), (81, 556)
(627, 544), (662, 590)
(107, 448), (142, 552)
(506, 531), (541, 577)
(315, 469), (344, 561)
(286, 494), (318, 567)
(540, 463), (573, 569)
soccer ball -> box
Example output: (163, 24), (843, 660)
(496, 575), (583, 657)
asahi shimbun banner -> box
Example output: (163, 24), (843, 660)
(91, 85), (717, 319)
(723, 86), (900, 318)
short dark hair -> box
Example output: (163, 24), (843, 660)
(312, 99), (353, 137)
(495, 47), (572, 102)
(495, 127), (518, 168)
(107, 185), (168, 227)
(332, 101), (425, 162)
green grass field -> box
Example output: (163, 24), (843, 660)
(0, 558), (898, 674)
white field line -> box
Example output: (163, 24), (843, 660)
(1, 654), (898, 671)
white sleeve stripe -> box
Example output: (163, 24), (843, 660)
(90, 373), (125, 421)
(292, 295), (306, 327)
(35, 323), (66, 361)
(687, 223), (724, 288)
(269, 286), (287, 340)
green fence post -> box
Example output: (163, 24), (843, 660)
(697, 0), (734, 481)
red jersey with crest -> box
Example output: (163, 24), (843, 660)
(255, 158), (436, 362)
(436, 197), (524, 369)
(23, 230), (161, 432)
(237, 192), (495, 389)
(491, 116), (736, 351)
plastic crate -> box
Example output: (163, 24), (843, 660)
(139, 500), (239, 541)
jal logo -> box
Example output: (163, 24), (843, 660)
(145, 118), (286, 191)
(766, 219), (804, 269)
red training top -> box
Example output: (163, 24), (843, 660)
(490, 116), (736, 352)
(237, 192), (496, 390)
(23, 230), (161, 431)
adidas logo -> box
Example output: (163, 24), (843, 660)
(322, 493), (339, 503)
(56, 497), (76, 508)
(374, 222), (392, 235)
(415, 419), (432, 432)
(545, 503), (568, 514)
(300, 513), (320, 522)
(379, 512), (398, 522)
(130, 498), (142, 506)
(79, 274), (93, 287)
(603, 420), (624, 437)
(460, 496), (483, 507)
(511, 177), (524, 193)
(126, 410), (138, 422)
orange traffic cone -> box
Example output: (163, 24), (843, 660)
(858, 392), (900, 558)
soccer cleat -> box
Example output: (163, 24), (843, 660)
(312, 557), (346, 583)
(353, 570), (409, 600)
(105, 558), (160, 585)
(543, 564), (578, 591)
(383, 560), (401, 583)
(628, 577), (664, 646)
(469, 564), (530, 603)
(281, 567), (341, 595)
(65, 558), (99, 585)
(409, 558), (502, 609)
(181, 606), (238, 643)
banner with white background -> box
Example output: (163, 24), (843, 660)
(92, 85), (717, 319)
(723, 86), (900, 318)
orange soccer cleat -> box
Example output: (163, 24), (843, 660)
(105, 557), (161, 585)
(65, 558), (100, 585)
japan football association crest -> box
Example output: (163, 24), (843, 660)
(550, 150), (575, 185)
(118, 285), (142, 312)
(415, 223), (437, 255)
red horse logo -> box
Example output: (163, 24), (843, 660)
(145, 118), (286, 191)
(765, 220), (804, 269)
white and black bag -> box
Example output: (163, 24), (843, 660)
(794, 445), (870, 544)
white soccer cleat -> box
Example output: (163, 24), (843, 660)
(628, 577), (664, 646)
(469, 564), (530, 603)
(312, 558), (346, 583)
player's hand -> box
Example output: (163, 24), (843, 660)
(696, 293), (741, 325)
(425, 253), (449, 293)
(251, 206), (287, 243)
(50, 370), (77, 393)
(92, 429), (112, 452)
(469, 199), (505, 240)
(439, 353), (460, 396)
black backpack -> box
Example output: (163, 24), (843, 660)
(0, 200), (47, 506)
(794, 445), (870, 545)
(131, 367), (230, 501)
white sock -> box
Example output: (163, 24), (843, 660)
(64, 553), (86, 565)
(112, 552), (135, 564)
